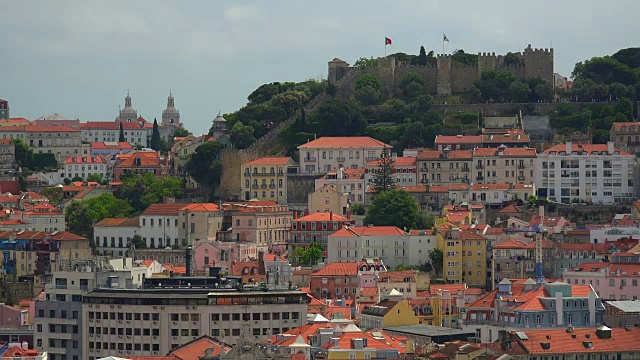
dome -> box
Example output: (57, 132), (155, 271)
(212, 111), (226, 123)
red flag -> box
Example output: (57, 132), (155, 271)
(385, 37), (392, 45)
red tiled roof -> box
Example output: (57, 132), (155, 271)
(163, 264), (187, 274)
(81, 121), (146, 130)
(142, 203), (186, 216)
(95, 217), (139, 227)
(359, 287), (378, 296)
(295, 211), (348, 222)
(25, 125), (78, 132)
(365, 156), (416, 167)
(230, 261), (262, 277)
(243, 157), (293, 166)
(117, 151), (161, 167)
(481, 130), (530, 143)
(179, 203), (219, 212)
(298, 136), (390, 148)
(91, 141), (133, 150)
(329, 226), (405, 237)
(168, 335), (231, 360)
(473, 147), (536, 157)
(311, 260), (385, 277)
(64, 156), (105, 164)
(530, 215), (565, 227)
(418, 149), (473, 159)
(434, 135), (482, 145)
(320, 168), (365, 180)
(497, 204), (522, 213)
(445, 210), (470, 224)
(542, 143), (632, 156)
(429, 284), (466, 295)
(493, 239), (530, 249)
(612, 122), (640, 131)
(484, 227), (505, 235)
(514, 327), (640, 354)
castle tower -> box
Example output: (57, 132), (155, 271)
(116, 90), (138, 122)
(161, 90), (181, 127)
(210, 111), (227, 140)
(328, 58), (350, 83)
(523, 45), (554, 84)
(436, 55), (452, 96)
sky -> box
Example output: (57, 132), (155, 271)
(0, 0), (638, 135)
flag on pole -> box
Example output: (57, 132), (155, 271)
(443, 33), (449, 42)
(385, 37), (392, 45)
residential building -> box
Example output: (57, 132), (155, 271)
(264, 253), (292, 285)
(309, 260), (386, 300)
(462, 279), (604, 342)
(18, 202), (66, 232)
(178, 203), (223, 245)
(289, 211), (350, 262)
(469, 183), (535, 206)
(226, 201), (292, 253)
(64, 155), (108, 180)
(610, 122), (640, 155)
(0, 138), (16, 177)
(81, 121), (151, 146)
(535, 142), (635, 204)
(472, 146), (536, 184)
(112, 151), (166, 181)
(0, 117), (31, 127)
(82, 281), (307, 359)
(376, 270), (418, 299)
(434, 135), (482, 151)
(0, 98), (8, 119)
(298, 137), (390, 174)
(327, 226), (436, 269)
(315, 167), (366, 205)
(529, 215), (572, 234)
(436, 228), (487, 286)
(491, 238), (557, 284)
(0, 125), (83, 162)
(481, 128), (530, 148)
(364, 155), (417, 187)
(0, 302), (29, 328)
(604, 300), (640, 328)
(417, 149), (472, 185)
(307, 185), (350, 216)
(359, 299), (420, 329)
(241, 157), (296, 203)
(564, 260), (640, 301)
(139, 203), (185, 249)
(94, 217), (140, 257)
(91, 142), (133, 157)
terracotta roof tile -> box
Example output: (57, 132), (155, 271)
(612, 122), (640, 131)
(295, 211), (348, 222)
(91, 141), (133, 150)
(95, 217), (139, 227)
(168, 335), (231, 360)
(179, 203), (219, 212)
(142, 203), (186, 216)
(542, 143), (632, 156)
(329, 226), (405, 237)
(515, 327), (640, 354)
(298, 136), (390, 148)
(64, 156), (105, 164)
(81, 121), (146, 130)
(434, 135), (482, 145)
(243, 157), (293, 166)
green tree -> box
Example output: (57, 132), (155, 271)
(428, 249), (443, 276)
(86, 173), (104, 184)
(271, 90), (308, 118)
(173, 127), (193, 137)
(355, 74), (382, 91)
(63, 178), (72, 185)
(83, 193), (134, 220)
(399, 73), (424, 100)
(65, 201), (94, 239)
(71, 176), (83, 182)
(533, 82), (554, 101)
(503, 52), (521, 66)
(248, 83), (282, 104)
(451, 49), (478, 66)
(592, 129), (610, 144)
(613, 48), (640, 69)
(41, 187), (63, 205)
(364, 189), (420, 230)
(149, 119), (161, 150)
(326, 82), (337, 98)
(507, 81), (532, 102)
(355, 86), (381, 106)
(116, 173), (183, 213)
(370, 147), (396, 194)
(118, 122), (125, 142)
(185, 141), (224, 195)
(417, 46), (428, 66)
(312, 99), (366, 137)
(417, 213), (436, 229)
(615, 97), (634, 120)
(13, 139), (33, 167)
(353, 57), (378, 69)
(403, 121), (428, 148)
(130, 234), (146, 249)
(295, 241), (323, 265)
(229, 122), (256, 149)
(413, 95), (433, 113)
(351, 203), (365, 215)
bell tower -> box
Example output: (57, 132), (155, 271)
(162, 90), (181, 127)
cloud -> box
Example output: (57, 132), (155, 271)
(224, 6), (261, 23)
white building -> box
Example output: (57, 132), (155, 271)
(81, 121), (151, 146)
(298, 136), (390, 174)
(263, 254), (292, 285)
(535, 142), (635, 204)
(315, 167), (366, 205)
(326, 226), (437, 269)
(138, 203), (184, 249)
(64, 155), (108, 180)
(364, 155), (417, 188)
(94, 217), (141, 257)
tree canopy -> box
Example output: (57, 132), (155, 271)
(185, 141), (224, 195)
(149, 119), (161, 151)
(311, 99), (367, 137)
(173, 127), (193, 137)
(65, 193), (133, 239)
(370, 147), (396, 194)
(294, 241), (323, 266)
(115, 172), (183, 213)
(364, 189), (421, 230)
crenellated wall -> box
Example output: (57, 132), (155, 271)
(330, 45), (554, 97)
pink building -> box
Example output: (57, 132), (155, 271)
(228, 202), (292, 253)
(0, 303), (29, 327)
(193, 240), (258, 274)
(564, 254), (640, 301)
(112, 151), (166, 181)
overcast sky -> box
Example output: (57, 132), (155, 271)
(1, 0), (637, 135)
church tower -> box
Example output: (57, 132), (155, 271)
(162, 90), (180, 127)
(116, 90), (138, 122)
(210, 111), (227, 140)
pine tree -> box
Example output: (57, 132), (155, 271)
(371, 147), (396, 193)
(418, 46), (428, 66)
(118, 122), (125, 142)
(149, 118), (161, 150)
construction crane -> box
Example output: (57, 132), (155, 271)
(505, 224), (545, 283)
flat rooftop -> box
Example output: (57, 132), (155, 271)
(383, 325), (475, 337)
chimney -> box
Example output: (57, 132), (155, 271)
(185, 246), (193, 277)
(607, 141), (614, 154)
(258, 251), (266, 275)
(330, 211), (333, 221)
(337, 165), (344, 180)
(347, 210), (351, 220)
(565, 141), (572, 154)
(392, 152), (397, 162)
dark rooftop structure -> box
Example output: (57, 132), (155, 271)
(383, 325), (476, 346)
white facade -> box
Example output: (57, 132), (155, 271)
(139, 213), (180, 249)
(94, 219), (140, 257)
(535, 142), (635, 204)
(363, 155), (417, 188)
(64, 156), (108, 180)
(298, 137), (389, 174)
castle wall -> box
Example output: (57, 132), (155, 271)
(285, 173), (323, 210)
(217, 149), (262, 198)
(524, 48), (554, 84)
(450, 63), (478, 93)
(436, 55), (452, 96)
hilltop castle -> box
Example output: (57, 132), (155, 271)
(328, 45), (554, 97)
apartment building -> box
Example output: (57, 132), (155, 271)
(564, 258), (640, 301)
(113, 151), (166, 181)
(91, 142), (132, 157)
(64, 155), (108, 180)
(307, 185), (350, 215)
(0, 138), (16, 177)
(315, 167), (366, 204)
(416, 149), (472, 185)
(434, 135), (482, 151)
(364, 155), (417, 188)
(241, 157), (295, 203)
(80, 121), (151, 146)
(226, 201), (292, 253)
(472, 146), (536, 184)
(326, 226), (437, 269)
(178, 203), (223, 245)
(309, 260), (386, 300)
(491, 238), (558, 284)
(469, 183), (535, 206)
(289, 211), (350, 261)
(82, 282), (306, 359)
(610, 122), (640, 155)
(0, 126), (82, 162)
(298, 137), (390, 174)
(19, 202), (65, 232)
(481, 128), (530, 148)
(436, 228), (487, 286)
(0, 99), (8, 119)
(535, 142), (635, 204)
(139, 203), (185, 249)
(94, 217), (140, 257)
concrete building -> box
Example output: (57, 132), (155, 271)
(298, 137), (390, 175)
(417, 149), (472, 185)
(364, 155), (417, 188)
(227, 201), (292, 253)
(436, 228), (487, 286)
(307, 185), (350, 216)
(327, 226), (436, 269)
(472, 146), (536, 185)
(241, 157), (296, 203)
(610, 122), (640, 155)
(289, 211), (350, 262)
(82, 282), (307, 359)
(315, 167), (366, 205)
(64, 155), (108, 181)
(535, 142), (635, 204)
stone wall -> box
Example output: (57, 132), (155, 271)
(217, 149), (261, 198)
(286, 173), (323, 210)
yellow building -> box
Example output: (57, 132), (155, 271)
(241, 157), (296, 203)
(359, 299), (420, 329)
(436, 228), (487, 286)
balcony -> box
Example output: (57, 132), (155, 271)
(262, 172), (276, 176)
(518, 176), (525, 181)
(461, 167), (470, 172)
(517, 164), (525, 169)
(269, 184), (276, 189)
(261, 184), (268, 189)
(476, 164), (484, 169)
(365, 156), (379, 162)
(476, 176), (484, 181)
(421, 179), (429, 184)
(252, 184), (259, 189)
(337, 156), (345, 162)
(303, 157), (316, 162)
